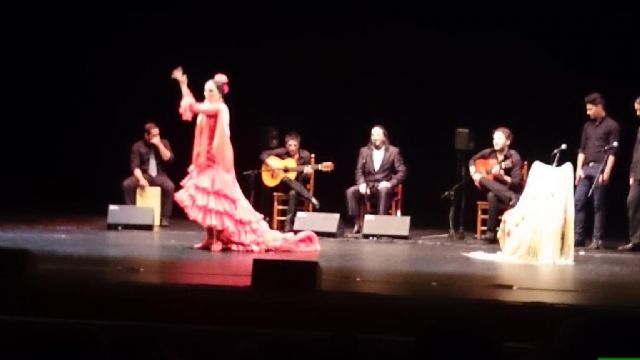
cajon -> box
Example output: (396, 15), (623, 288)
(136, 186), (161, 226)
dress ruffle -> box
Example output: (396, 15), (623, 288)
(175, 164), (320, 252)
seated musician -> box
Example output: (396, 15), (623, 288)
(469, 127), (524, 242)
(345, 125), (407, 234)
(260, 131), (320, 232)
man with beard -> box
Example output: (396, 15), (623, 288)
(345, 125), (407, 234)
(469, 127), (523, 242)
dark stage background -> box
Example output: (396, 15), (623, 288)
(4, 10), (639, 237)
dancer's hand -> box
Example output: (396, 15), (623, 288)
(171, 66), (183, 79)
(171, 66), (188, 84)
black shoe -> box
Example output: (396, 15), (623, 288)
(587, 239), (603, 250)
(481, 231), (497, 243)
(508, 195), (520, 208)
(352, 224), (362, 234)
(618, 242), (640, 251)
(310, 197), (320, 210)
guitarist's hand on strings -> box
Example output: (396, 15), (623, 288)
(266, 158), (284, 171)
(469, 166), (482, 183)
(358, 183), (369, 195)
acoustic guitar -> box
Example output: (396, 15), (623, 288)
(474, 158), (513, 185)
(261, 155), (335, 187)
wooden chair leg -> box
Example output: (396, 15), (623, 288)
(272, 193), (278, 230)
(476, 203), (483, 240)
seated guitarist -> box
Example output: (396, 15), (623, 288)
(346, 125), (407, 234)
(260, 131), (320, 232)
(469, 127), (524, 242)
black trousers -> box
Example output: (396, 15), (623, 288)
(122, 174), (175, 218)
(345, 184), (393, 220)
(574, 163), (607, 242)
(628, 181), (640, 244)
(478, 178), (517, 233)
(280, 177), (313, 229)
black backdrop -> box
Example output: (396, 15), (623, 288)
(4, 10), (638, 237)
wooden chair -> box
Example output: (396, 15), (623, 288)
(359, 183), (404, 223)
(476, 161), (528, 240)
(271, 154), (316, 230)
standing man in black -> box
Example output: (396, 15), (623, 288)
(619, 96), (640, 251)
(574, 92), (620, 249)
(469, 127), (523, 243)
(345, 125), (407, 234)
(122, 122), (175, 227)
(260, 131), (319, 232)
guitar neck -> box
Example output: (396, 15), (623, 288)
(287, 164), (321, 171)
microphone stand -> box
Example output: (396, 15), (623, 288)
(442, 151), (469, 239)
(458, 152), (467, 240)
(242, 170), (260, 206)
(552, 151), (561, 167)
(588, 150), (613, 198)
(441, 178), (468, 239)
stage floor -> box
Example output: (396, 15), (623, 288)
(2, 215), (640, 358)
(1, 215), (639, 310)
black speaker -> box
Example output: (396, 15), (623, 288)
(293, 212), (342, 237)
(251, 259), (321, 292)
(106, 204), (154, 230)
(362, 214), (411, 239)
(455, 128), (475, 151)
(260, 126), (279, 149)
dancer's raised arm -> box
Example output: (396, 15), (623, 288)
(171, 66), (190, 97)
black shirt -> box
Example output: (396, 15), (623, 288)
(469, 148), (524, 192)
(130, 139), (174, 176)
(579, 116), (620, 163)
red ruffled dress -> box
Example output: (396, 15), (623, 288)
(174, 91), (320, 252)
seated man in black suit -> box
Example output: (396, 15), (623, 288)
(345, 125), (407, 233)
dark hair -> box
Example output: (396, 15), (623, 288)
(584, 92), (606, 106)
(493, 127), (513, 142)
(215, 83), (226, 96)
(144, 122), (158, 135)
(284, 131), (301, 144)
